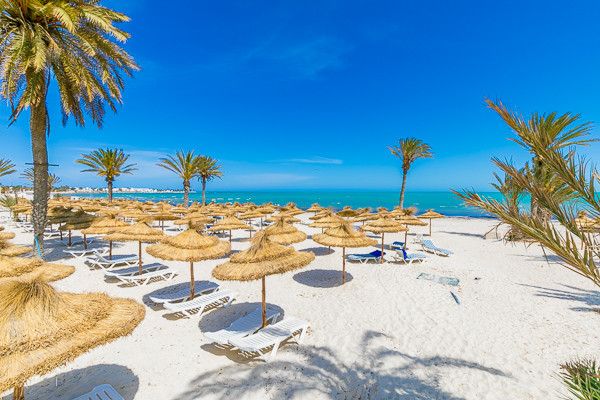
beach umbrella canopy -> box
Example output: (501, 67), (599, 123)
(305, 203), (322, 213)
(213, 232), (314, 327)
(309, 214), (344, 229)
(59, 211), (96, 248)
(146, 229), (230, 298)
(0, 232), (16, 240)
(265, 212), (301, 224)
(0, 256), (74, 283)
(0, 241), (31, 257)
(309, 209), (332, 221)
(263, 217), (307, 245)
(81, 216), (128, 259)
(208, 215), (251, 243)
(0, 278), (144, 399)
(337, 206), (360, 218)
(363, 217), (408, 262)
(312, 221), (377, 283)
(418, 210), (445, 236)
(105, 222), (164, 273)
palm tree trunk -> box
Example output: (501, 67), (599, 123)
(399, 169), (408, 209)
(183, 180), (190, 207)
(107, 180), (113, 202)
(30, 93), (49, 255)
(201, 178), (207, 206)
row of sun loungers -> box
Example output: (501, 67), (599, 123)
(104, 263), (177, 286)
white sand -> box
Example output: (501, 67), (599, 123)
(3, 214), (600, 400)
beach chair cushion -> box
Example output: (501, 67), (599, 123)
(204, 306), (281, 345)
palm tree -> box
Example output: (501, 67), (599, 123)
(77, 148), (136, 202)
(195, 156), (222, 206)
(388, 138), (432, 209)
(0, 158), (16, 186)
(485, 99), (595, 221)
(0, 1), (138, 252)
(21, 168), (61, 198)
(157, 151), (198, 207)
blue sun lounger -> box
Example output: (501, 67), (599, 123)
(421, 239), (452, 256)
(391, 249), (427, 264)
(391, 241), (405, 250)
(347, 250), (384, 263)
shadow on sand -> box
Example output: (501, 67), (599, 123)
(20, 364), (138, 400)
(175, 331), (511, 400)
(519, 283), (600, 313)
(293, 269), (353, 288)
(301, 246), (335, 256)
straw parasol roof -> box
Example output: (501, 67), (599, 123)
(105, 222), (164, 273)
(418, 210), (445, 236)
(213, 232), (314, 327)
(263, 218), (307, 245)
(0, 241), (31, 257)
(309, 214), (344, 229)
(147, 229), (230, 298)
(363, 217), (408, 263)
(337, 206), (360, 218)
(0, 257), (74, 283)
(0, 278), (145, 398)
(208, 215), (251, 243)
(305, 203), (322, 213)
(0, 232), (16, 240)
(312, 221), (377, 283)
(81, 216), (129, 260)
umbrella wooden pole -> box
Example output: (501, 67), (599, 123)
(261, 276), (267, 328)
(109, 240), (113, 260)
(381, 233), (385, 263)
(138, 241), (142, 274)
(429, 218), (432, 236)
(342, 247), (346, 284)
(189, 261), (195, 299)
(13, 385), (24, 400)
(83, 233), (88, 250)
(404, 230), (408, 249)
(229, 230), (232, 244)
(68, 230), (72, 247)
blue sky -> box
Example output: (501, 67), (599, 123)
(2, 0), (600, 191)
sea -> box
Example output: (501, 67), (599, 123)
(71, 190), (504, 218)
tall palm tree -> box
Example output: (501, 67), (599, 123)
(21, 168), (60, 198)
(195, 156), (222, 206)
(388, 138), (432, 209)
(157, 151), (198, 207)
(485, 99), (595, 221)
(0, 1), (138, 251)
(77, 148), (136, 202)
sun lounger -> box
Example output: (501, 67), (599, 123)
(105, 263), (176, 286)
(391, 249), (427, 264)
(63, 246), (109, 260)
(391, 241), (405, 250)
(87, 254), (138, 270)
(148, 281), (220, 304)
(229, 317), (309, 361)
(71, 384), (124, 400)
(204, 306), (281, 346)
(163, 289), (236, 317)
(421, 239), (452, 256)
(43, 230), (62, 239)
(347, 250), (384, 263)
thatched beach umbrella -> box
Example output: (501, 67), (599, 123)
(418, 210), (444, 236)
(0, 256), (74, 283)
(238, 210), (264, 238)
(312, 221), (377, 283)
(264, 217), (307, 245)
(0, 241), (31, 257)
(208, 215), (251, 243)
(213, 232), (314, 327)
(305, 203), (322, 214)
(0, 231), (16, 240)
(0, 278), (144, 400)
(146, 229), (230, 298)
(81, 216), (128, 259)
(363, 217), (408, 262)
(337, 206), (360, 218)
(105, 222), (164, 273)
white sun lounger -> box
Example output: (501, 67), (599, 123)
(228, 317), (309, 361)
(104, 263), (176, 286)
(421, 239), (452, 256)
(204, 306), (281, 346)
(391, 249), (428, 264)
(148, 281), (220, 304)
(163, 289), (236, 317)
(43, 230), (62, 239)
(63, 246), (109, 260)
(71, 384), (124, 400)
(87, 254), (138, 270)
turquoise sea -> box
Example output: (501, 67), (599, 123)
(72, 190), (503, 218)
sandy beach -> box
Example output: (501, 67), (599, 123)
(1, 213), (597, 400)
